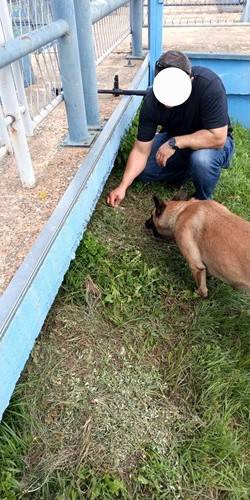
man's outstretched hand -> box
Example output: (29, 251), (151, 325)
(156, 142), (175, 167)
(107, 185), (126, 207)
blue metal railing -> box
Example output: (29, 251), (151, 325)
(1, 0), (143, 145)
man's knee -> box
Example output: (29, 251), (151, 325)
(189, 149), (222, 179)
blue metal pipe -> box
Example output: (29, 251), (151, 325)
(51, 0), (89, 145)
(74, 0), (100, 128)
(91, 0), (129, 24)
(0, 20), (69, 70)
(131, 0), (143, 58)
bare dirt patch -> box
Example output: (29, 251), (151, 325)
(162, 25), (250, 54)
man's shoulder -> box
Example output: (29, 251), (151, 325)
(192, 65), (223, 82)
(140, 88), (159, 114)
(192, 65), (219, 79)
(192, 66), (225, 93)
(143, 87), (156, 105)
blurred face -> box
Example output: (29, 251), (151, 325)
(152, 67), (192, 108)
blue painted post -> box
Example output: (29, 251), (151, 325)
(148, 0), (163, 84)
(22, 55), (36, 87)
(51, 0), (89, 145)
(73, 0), (100, 128)
(11, 2), (36, 86)
(131, 0), (143, 58)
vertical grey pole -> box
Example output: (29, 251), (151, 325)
(51, 0), (89, 145)
(74, 0), (100, 128)
(131, 0), (143, 58)
(130, 0), (134, 49)
(242, 0), (250, 22)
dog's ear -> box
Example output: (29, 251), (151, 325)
(153, 195), (161, 208)
(153, 195), (166, 217)
(172, 189), (189, 201)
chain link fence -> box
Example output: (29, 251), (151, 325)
(144, 0), (247, 26)
(93, 4), (130, 64)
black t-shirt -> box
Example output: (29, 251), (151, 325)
(137, 66), (233, 142)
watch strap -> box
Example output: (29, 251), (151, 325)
(167, 137), (178, 150)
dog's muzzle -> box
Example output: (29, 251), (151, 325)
(145, 217), (162, 238)
(145, 216), (154, 230)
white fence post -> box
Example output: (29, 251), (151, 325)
(0, 0), (34, 137)
(0, 104), (12, 154)
(0, 28), (35, 187)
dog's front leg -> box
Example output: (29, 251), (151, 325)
(192, 266), (208, 298)
(176, 232), (208, 298)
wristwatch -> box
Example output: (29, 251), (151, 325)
(167, 137), (178, 150)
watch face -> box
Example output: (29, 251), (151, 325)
(168, 138), (177, 149)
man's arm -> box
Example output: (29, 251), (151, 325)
(107, 139), (153, 207)
(175, 125), (228, 150)
(156, 126), (228, 167)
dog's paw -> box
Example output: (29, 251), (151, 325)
(196, 287), (208, 299)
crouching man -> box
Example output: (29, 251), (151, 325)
(107, 50), (234, 207)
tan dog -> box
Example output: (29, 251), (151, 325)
(145, 196), (250, 297)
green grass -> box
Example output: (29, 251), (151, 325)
(0, 386), (32, 499)
(0, 122), (250, 499)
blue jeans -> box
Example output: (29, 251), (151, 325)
(138, 132), (234, 199)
